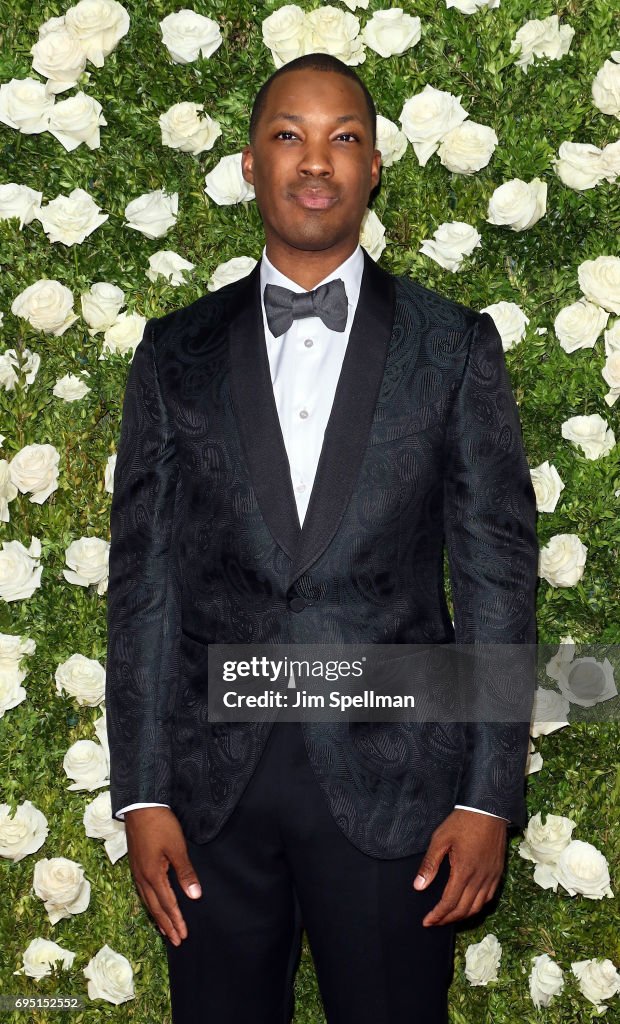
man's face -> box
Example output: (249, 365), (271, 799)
(242, 70), (381, 257)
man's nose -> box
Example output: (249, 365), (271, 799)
(297, 140), (333, 177)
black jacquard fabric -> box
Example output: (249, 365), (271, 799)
(105, 252), (538, 858)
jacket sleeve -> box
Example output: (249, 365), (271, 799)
(443, 311), (538, 829)
(105, 319), (182, 821)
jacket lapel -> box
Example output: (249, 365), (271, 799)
(228, 249), (396, 579)
(229, 263), (302, 561)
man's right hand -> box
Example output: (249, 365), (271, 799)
(123, 807), (202, 946)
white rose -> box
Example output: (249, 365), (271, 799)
(446, 0), (500, 11)
(399, 85), (469, 165)
(31, 28), (88, 95)
(0, 799), (48, 862)
(33, 857), (91, 923)
(571, 959), (620, 1013)
(104, 452), (116, 493)
(420, 221), (481, 273)
(64, 738), (109, 791)
(0, 666), (27, 716)
(0, 462), (18, 524)
(601, 138), (620, 182)
(9, 444), (60, 504)
(556, 656), (617, 707)
(261, 5), (309, 68)
(518, 812), (576, 865)
(124, 189), (178, 238)
(84, 944), (135, 1005)
(47, 91), (106, 151)
(605, 319), (620, 356)
(538, 534), (587, 587)
(592, 57), (620, 118)
(603, 350), (620, 405)
(0, 77), (55, 133)
(578, 255), (620, 314)
(146, 250), (195, 286)
(36, 188), (108, 246)
(63, 536), (109, 594)
(102, 312), (147, 357)
(0, 631), (35, 669)
(205, 153), (255, 205)
(530, 461), (565, 513)
(160, 10), (222, 64)
(94, 710), (109, 764)
(437, 120), (498, 174)
(207, 255), (258, 291)
(464, 934), (502, 986)
(0, 351), (20, 391)
(362, 10), (421, 59)
(561, 413), (616, 459)
(554, 298), (608, 352)
(479, 301), (529, 350)
(526, 746), (543, 773)
(55, 652), (106, 706)
(530, 685), (570, 737)
(305, 6), (365, 66)
(341, 0), (368, 8)
(0, 183), (43, 227)
(38, 16), (67, 37)
(53, 373), (91, 400)
(546, 637), (575, 681)
(64, 0), (130, 68)
(84, 791), (128, 863)
(375, 115), (407, 167)
(19, 349), (41, 387)
(487, 178), (547, 231)
(360, 208), (386, 261)
(11, 280), (76, 335)
(510, 15), (575, 73)
(14, 938), (75, 979)
(0, 537), (43, 601)
(553, 141), (607, 190)
(554, 840), (613, 899)
(159, 101), (221, 155)
(529, 954), (564, 1009)
(81, 282), (125, 334)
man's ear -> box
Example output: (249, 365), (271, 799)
(241, 145), (254, 186)
(371, 149), (382, 190)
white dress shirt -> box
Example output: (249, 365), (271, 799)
(115, 245), (507, 823)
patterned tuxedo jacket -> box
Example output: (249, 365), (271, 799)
(105, 247), (538, 858)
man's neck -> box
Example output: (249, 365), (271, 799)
(264, 239), (360, 290)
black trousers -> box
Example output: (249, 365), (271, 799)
(164, 720), (456, 1023)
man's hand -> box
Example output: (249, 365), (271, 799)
(123, 807), (202, 946)
(413, 808), (508, 927)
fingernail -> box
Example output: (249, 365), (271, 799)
(414, 874), (426, 887)
(188, 883), (202, 899)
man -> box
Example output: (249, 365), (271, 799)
(105, 53), (538, 1024)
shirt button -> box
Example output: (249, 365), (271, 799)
(299, 409), (309, 419)
(304, 338), (314, 348)
(295, 483), (306, 493)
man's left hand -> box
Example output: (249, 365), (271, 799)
(413, 809), (508, 927)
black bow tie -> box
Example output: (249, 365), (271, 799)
(263, 278), (348, 337)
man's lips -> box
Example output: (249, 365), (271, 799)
(290, 189), (338, 210)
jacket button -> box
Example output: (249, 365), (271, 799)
(288, 596), (307, 612)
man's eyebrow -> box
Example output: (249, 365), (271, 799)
(267, 112), (366, 127)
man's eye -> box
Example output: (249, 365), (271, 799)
(276, 130), (298, 140)
(335, 133), (359, 143)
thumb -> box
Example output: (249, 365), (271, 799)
(413, 839), (448, 891)
(173, 855), (202, 899)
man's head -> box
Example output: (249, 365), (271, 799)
(241, 54), (381, 272)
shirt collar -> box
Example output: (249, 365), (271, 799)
(260, 244), (364, 318)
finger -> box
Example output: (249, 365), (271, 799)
(420, 869), (472, 926)
(140, 877), (187, 945)
(424, 879), (481, 927)
(413, 842), (449, 890)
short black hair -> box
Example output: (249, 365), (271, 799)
(249, 53), (377, 146)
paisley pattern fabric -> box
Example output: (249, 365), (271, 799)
(105, 251), (538, 858)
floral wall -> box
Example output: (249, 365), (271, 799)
(0, 0), (618, 1020)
